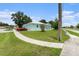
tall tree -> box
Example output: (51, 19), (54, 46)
(53, 18), (58, 30)
(49, 18), (58, 30)
(11, 11), (32, 28)
(0, 22), (9, 26)
(58, 3), (62, 41)
(49, 20), (54, 28)
(76, 23), (79, 28)
(39, 19), (47, 23)
(70, 25), (74, 28)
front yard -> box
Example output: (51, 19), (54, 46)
(20, 30), (69, 43)
(0, 32), (61, 56)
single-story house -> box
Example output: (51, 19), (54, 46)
(22, 22), (52, 31)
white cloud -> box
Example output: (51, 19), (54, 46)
(31, 16), (55, 22)
(74, 12), (79, 17)
(62, 11), (75, 20)
(0, 9), (15, 25)
(68, 3), (77, 5)
(0, 9), (15, 18)
(62, 10), (79, 26)
(31, 16), (42, 22)
(63, 15), (75, 20)
(63, 11), (74, 16)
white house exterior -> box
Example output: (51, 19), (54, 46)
(22, 22), (52, 31)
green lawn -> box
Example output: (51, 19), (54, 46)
(67, 30), (79, 37)
(20, 30), (69, 43)
(0, 32), (61, 56)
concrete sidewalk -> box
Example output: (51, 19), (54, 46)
(66, 29), (79, 33)
(13, 29), (64, 48)
(60, 30), (79, 56)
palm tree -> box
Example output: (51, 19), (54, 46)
(58, 3), (62, 41)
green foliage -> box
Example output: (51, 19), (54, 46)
(11, 11), (32, 28)
(40, 24), (45, 32)
(70, 25), (74, 28)
(49, 18), (58, 30)
(76, 24), (79, 28)
(49, 20), (54, 28)
(0, 22), (9, 26)
(0, 32), (61, 56)
(53, 19), (58, 30)
(39, 19), (47, 23)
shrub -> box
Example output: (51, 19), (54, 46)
(76, 24), (79, 28)
(40, 24), (45, 32)
(70, 25), (74, 28)
(49, 18), (58, 30)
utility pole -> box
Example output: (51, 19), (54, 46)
(58, 3), (62, 41)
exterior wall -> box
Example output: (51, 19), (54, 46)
(23, 23), (51, 31)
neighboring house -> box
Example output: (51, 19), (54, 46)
(22, 22), (52, 31)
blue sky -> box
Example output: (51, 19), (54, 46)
(62, 3), (79, 26)
(0, 3), (79, 26)
(0, 3), (58, 25)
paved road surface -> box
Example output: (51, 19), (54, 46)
(0, 29), (12, 33)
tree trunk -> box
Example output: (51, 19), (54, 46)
(18, 24), (23, 28)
